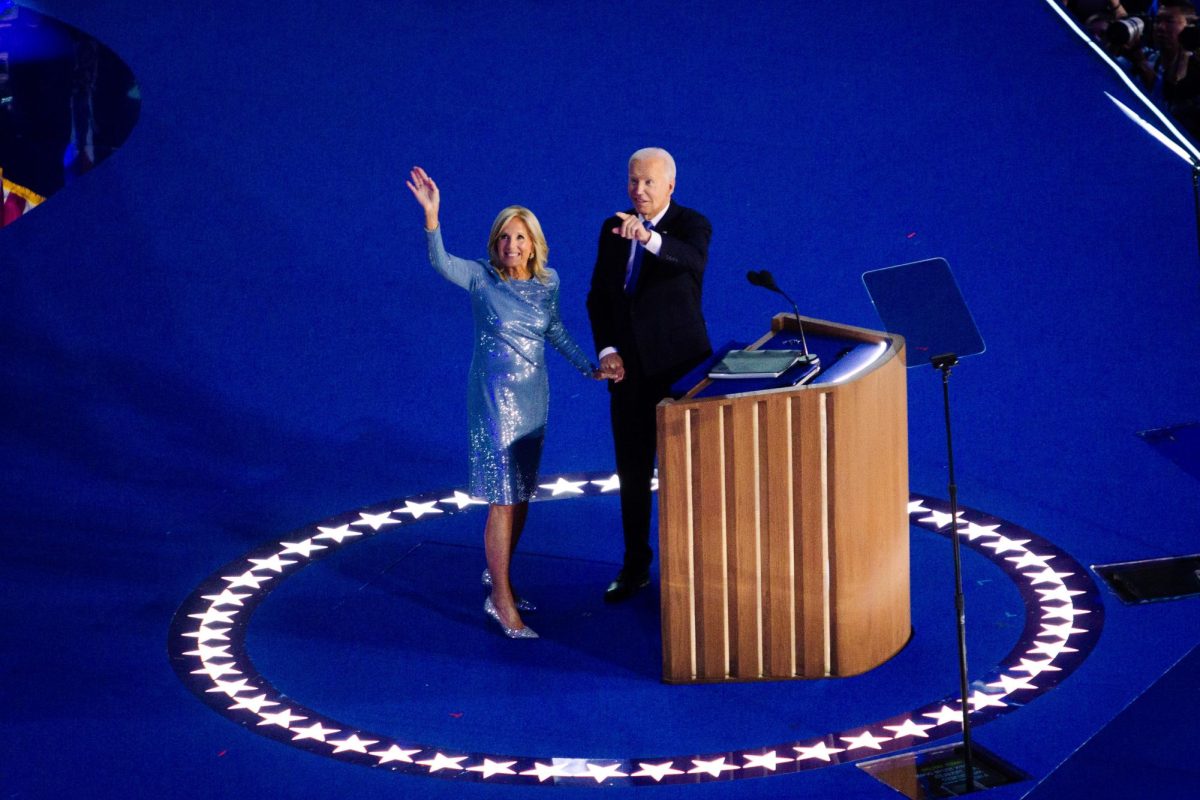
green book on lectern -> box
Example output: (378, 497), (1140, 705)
(708, 349), (807, 379)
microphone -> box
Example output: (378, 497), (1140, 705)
(746, 270), (815, 362)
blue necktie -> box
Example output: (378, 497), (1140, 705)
(624, 220), (653, 295)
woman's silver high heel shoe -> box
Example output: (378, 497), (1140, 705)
(481, 568), (537, 612)
(484, 595), (538, 639)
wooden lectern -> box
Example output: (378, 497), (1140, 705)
(657, 314), (910, 684)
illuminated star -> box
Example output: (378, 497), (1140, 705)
(981, 535), (1032, 555)
(353, 511), (399, 530)
(200, 589), (252, 607)
(467, 759), (519, 778)
(248, 555), (297, 573)
(439, 491), (487, 509)
(182, 625), (230, 643)
(417, 752), (468, 773)
(1006, 551), (1055, 570)
(395, 500), (443, 519)
(188, 608), (236, 626)
(884, 719), (936, 739)
(794, 742), (845, 762)
(370, 745), (421, 764)
(958, 521), (1001, 541)
(191, 661), (242, 680)
(207, 678), (254, 696)
(631, 761), (684, 781)
(1042, 604), (1090, 622)
(329, 734), (379, 754)
(291, 722), (339, 742)
(1027, 639), (1079, 658)
(521, 761), (574, 782)
(279, 539), (328, 557)
(182, 643), (232, 660)
(919, 509), (962, 530)
(1036, 586), (1085, 604)
(1024, 567), (1074, 586)
(1039, 621), (1088, 639)
(923, 705), (966, 726)
(1012, 657), (1062, 677)
(539, 477), (587, 496)
(590, 474), (621, 492)
(314, 524), (362, 543)
(585, 762), (629, 783)
(649, 474), (659, 492)
(688, 757), (739, 777)
(988, 674), (1038, 693)
(840, 731), (890, 750)
(257, 709), (308, 729)
(223, 572), (270, 589)
(742, 751), (794, 771)
(228, 693), (279, 713)
(907, 499), (930, 514)
(967, 690), (1008, 710)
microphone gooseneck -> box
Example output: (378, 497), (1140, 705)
(745, 269), (810, 357)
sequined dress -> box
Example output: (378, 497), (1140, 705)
(426, 227), (594, 504)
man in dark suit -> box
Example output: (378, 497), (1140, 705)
(587, 148), (712, 602)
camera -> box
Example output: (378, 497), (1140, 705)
(1104, 15), (1153, 48)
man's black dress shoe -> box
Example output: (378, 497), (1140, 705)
(604, 569), (650, 603)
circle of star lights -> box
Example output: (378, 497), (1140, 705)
(169, 474), (1103, 787)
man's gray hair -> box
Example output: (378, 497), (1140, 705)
(629, 147), (677, 181)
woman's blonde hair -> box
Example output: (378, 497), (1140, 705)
(487, 205), (550, 282)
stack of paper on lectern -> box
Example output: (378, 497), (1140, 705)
(708, 349), (808, 379)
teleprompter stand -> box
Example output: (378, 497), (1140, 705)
(861, 258), (1023, 796)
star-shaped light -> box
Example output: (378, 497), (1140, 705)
(840, 731), (890, 750)
(1035, 586), (1085, 604)
(291, 722), (340, 742)
(417, 752), (468, 773)
(1012, 657), (1062, 677)
(584, 762), (629, 783)
(907, 499), (930, 514)
(439, 491), (487, 509)
(794, 741), (845, 762)
(200, 589), (252, 607)
(370, 745), (421, 764)
(590, 474), (621, 492)
(1026, 639), (1079, 658)
(222, 572), (271, 589)
(1006, 551), (1055, 570)
(981, 535), (1031, 555)
(742, 750), (794, 771)
(649, 475), (659, 492)
(988, 674), (1038, 693)
(207, 678), (254, 696)
(688, 757), (739, 777)
(467, 759), (518, 778)
(919, 509), (962, 529)
(539, 477), (587, 496)
(884, 718), (936, 739)
(923, 705), (966, 726)
(329, 734), (379, 753)
(395, 500), (442, 519)
(190, 661), (242, 680)
(967, 690), (1008, 710)
(1024, 567), (1074, 586)
(257, 709), (308, 729)
(247, 555), (297, 573)
(182, 643), (232, 660)
(314, 524), (362, 543)
(1038, 621), (1088, 640)
(521, 761), (574, 782)
(278, 539), (327, 558)
(631, 761), (683, 781)
(352, 511), (399, 530)
(188, 608), (236, 626)
(1041, 604), (1090, 622)
(228, 693), (279, 714)
(182, 625), (230, 643)
(958, 521), (1001, 541)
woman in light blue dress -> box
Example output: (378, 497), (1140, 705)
(406, 166), (605, 639)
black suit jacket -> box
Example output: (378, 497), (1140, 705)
(586, 201), (712, 379)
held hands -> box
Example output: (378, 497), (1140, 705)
(612, 212), (652, 243)
(406, 166), (440, 230)
(598, 352), (625, 382)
